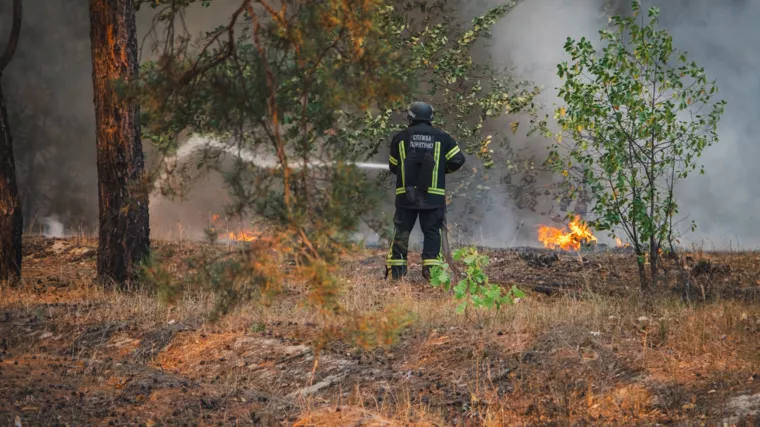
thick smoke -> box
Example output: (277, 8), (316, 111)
(1, 0), (96, 234)
(0, 1), (244, 240)
(479, 0), (760, 249)
(463, 0), (615, 248)
(649, 0), (760, 249)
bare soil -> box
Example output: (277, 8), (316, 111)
(2, 236), (760, 426)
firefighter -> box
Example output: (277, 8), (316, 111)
(386, 101), (466, 281)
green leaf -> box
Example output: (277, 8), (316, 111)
(463, 254), (478, 265)
(511, 285), (526, 299)
(454, 280), (468, 299)
(456, 301), (468, 315)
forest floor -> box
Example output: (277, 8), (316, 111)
(1, 236), (760, 426)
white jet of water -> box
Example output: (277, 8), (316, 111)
(177, 135), (389, 171)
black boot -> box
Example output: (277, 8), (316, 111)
(387, 265), (407, 281)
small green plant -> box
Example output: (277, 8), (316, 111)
(429, 247), (525, 314)
(250, 322), (266, 334)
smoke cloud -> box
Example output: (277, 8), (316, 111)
(478, 0), (760, 249)
(463, 0), (614, 248)
(1, 0), (96, 232)
(42, 216), (65, 238)
(648, 0), (760, 249)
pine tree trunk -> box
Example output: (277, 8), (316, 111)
(0, 85), (22, 283)
(0, 0), (23, 284)
(89, 0), (150, 288)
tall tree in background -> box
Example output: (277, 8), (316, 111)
(0, 0), (23, 283)
(546, 3), (725, 288)
(89, 0), (149, 288)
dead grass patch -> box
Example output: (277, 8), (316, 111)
(293, 405), (440, 427)
(3, 237), (760, 426)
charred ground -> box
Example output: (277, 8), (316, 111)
(1, 237), (759, 425)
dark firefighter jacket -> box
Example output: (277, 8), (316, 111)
(389, 122), (466, 209)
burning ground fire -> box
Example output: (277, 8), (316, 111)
(538, 216), (597, 251)
(227, 230), (258, 242)
(210, 214), (260, 242)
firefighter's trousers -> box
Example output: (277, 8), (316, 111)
(386, 207), (444, 280)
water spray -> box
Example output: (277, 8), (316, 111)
(159, 135), (389, 245)
(177, 135), (389, 171)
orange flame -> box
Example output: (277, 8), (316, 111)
(210, 213), (260, 242)
(615, 237), (632, 248)
(538, 216), (597, 251)
(228, 230), (258, 242)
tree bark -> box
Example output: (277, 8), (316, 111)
(636, 256), (647, 289)
(89, 0), (150, 288)
(0, 0), (23, 283)
(649, 237), (658, 287)
(634, 242), (648, 289)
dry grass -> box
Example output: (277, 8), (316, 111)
(292, 405), (442, 427)
(1, 236), (760, 425)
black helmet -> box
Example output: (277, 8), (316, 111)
(407, 101), (434, 123)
